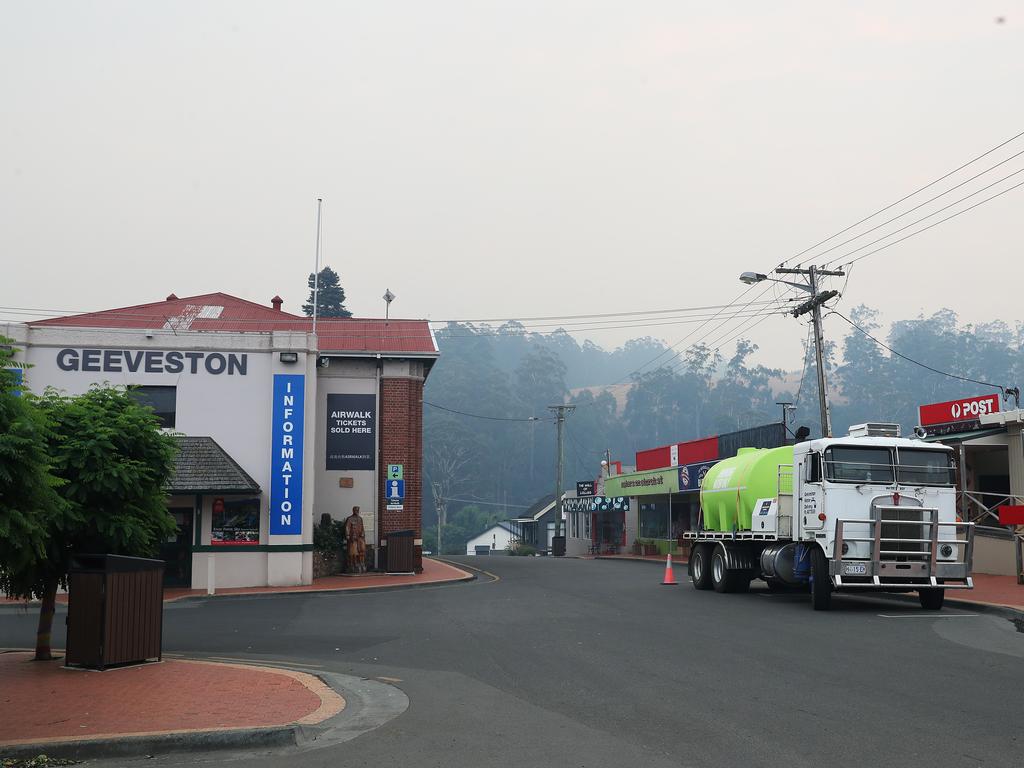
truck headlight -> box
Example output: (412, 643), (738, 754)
(841, 542), (850, 555)
(940, 544), (954, 558)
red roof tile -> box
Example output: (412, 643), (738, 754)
(29, 293), (438, 355)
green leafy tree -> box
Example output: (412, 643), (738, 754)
(0, 342), (65, 620)
(27, 386), (179, 660)
(303, 266), (353, 318)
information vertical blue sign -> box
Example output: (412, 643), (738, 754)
(270, 374), (304, 535)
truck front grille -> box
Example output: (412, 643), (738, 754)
(880, 508), (927, 559)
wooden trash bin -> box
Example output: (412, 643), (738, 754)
(384, 530), (416, 574)
(66, 554), (164, 670)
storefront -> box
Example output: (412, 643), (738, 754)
(2, 291), (438, 588)
(919, 393), (1024, 578)
(608, 423), (788, 555)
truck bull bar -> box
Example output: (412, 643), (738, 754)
(832, 506), (974, 589)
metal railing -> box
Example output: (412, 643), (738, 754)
(958, 490), (1024, 584)
(777, 464), (793, 496)
(832, 507), (974, 588)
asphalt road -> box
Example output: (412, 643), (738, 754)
(3, 557), (1023, 767)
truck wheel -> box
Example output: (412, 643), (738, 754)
(690, 544), (713, 590)
(809, 545), (832, 611)
(711, 548), (731, 593)
(919, 588), (945, 610)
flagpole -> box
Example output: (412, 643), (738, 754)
(312, 197), (322, 337)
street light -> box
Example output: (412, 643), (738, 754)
(738, 265), (844, 438)
(739, 271), (768, 285)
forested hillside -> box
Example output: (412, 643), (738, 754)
(422, 305), (1024, 553)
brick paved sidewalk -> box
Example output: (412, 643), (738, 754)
(1, 557), (472, 606)
(595, 554), (1024, 612)
(0, 652), (344, 748)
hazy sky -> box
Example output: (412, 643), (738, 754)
(2, 2), (1022, 372)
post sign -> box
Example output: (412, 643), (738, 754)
(919, 394), (1000, 431)
(576, 480), (595, 497)
(270, 374), (304, 535)
(326, 393), (376, 470)
(388, 464), (404, 480)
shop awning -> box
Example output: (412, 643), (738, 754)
(167, 436), (261, 495)
(923, 428), (1005, 444)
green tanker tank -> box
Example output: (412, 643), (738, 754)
(699, 445), (794, 532)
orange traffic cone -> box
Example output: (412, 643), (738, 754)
(661, 553), (678, 585)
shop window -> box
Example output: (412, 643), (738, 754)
(211, 497), (260, 545)
(639, 500), (669, 539)
(130, 385), (176, 429)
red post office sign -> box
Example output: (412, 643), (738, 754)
(918, 394), (1000, 428)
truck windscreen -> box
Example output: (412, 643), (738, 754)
(896, 449), (954, 486)
(824, 447), (894, 484)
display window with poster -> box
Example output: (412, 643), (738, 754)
(211, 497), (260, 545)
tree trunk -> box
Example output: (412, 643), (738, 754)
(35, 579), (58, 661)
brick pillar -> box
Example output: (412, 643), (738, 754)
(379, 376), (424, 571)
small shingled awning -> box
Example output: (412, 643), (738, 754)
(166, 436), (261, 495)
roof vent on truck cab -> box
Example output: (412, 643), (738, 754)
(848, 423), (901, 438)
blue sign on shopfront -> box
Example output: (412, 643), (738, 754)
(270, 374), (305, 535)
(678, 461), (717, 491)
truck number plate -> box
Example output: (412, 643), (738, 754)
(843, 563), (868, 575)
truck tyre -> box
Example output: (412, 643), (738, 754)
(690, 543), (713, 590)
(919, 588), (945, 610)
(711, 547), (731, 593)
(809, 545), (832, 611)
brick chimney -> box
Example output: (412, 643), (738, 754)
(271, 295), (283, 311)
(166, 293), (178, 301)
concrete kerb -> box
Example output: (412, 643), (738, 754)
(164, 573), (477, 605)
(594, 555), (1024, 619)
(0, 666), (410, 762)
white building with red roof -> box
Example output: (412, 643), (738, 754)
(2, 292), (439, 589)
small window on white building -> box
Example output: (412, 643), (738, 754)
(130, 385), (177, 429)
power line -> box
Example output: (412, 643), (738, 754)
(819, 168), (1024, 269)
(811, 148), (1024, 265)
(829, 309), (1005, 391)
(432, 300), (785, 324)
(439, 497), (535, 510)
(788, 128), (1024, 266)
(792, 322), (814, 409)
(839, 177), (1024, 269)
(0, 308), (787, 341)
(423, 400), (550, 423)
(0, 300), (783, 328)
(569, 128), (1024, 401)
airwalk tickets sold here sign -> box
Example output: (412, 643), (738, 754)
(270, 374), (304, 535)
(326, 393), (376, 470)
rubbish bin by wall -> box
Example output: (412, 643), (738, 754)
(385, 530), (415, 574)
(551, 535), (566, 557)
(66, 554), (164, 670)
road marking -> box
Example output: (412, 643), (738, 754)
(377, 676), (403, 683)
(877, 613), (979, 618)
